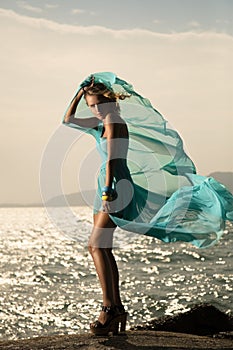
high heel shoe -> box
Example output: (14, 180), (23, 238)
(115, 304), (128, 332)
(90, 305), (127, 336)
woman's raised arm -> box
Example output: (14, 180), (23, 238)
(63, 77), (99, 129)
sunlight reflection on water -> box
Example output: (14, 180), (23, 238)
(0, 207), (232, 340)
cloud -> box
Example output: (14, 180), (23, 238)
(188, 20), (201, 28)
(45, 4), (59, 9)
(0, 8), (233, 203)
(216, 19), (230, 24)
(0, 8), (119, 35)
(1, 8), (231, 39)
(71, 8), (86, 15)
(153, 19), (163, 24)
(17, 0), (43, 13)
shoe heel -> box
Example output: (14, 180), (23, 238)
(111, 320), (119, 335)
(119, 313), (127, 332)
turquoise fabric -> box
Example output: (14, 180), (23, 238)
(62, 72), (233, 248)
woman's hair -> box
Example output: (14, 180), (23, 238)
(84, 82), (130, 102)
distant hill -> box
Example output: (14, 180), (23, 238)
(208, 172), (233, 194)
(44, 190), (96, 207)
(44, 173), (233, 206)
(1, 172), (232, 207)
(0, 190), (96, 208)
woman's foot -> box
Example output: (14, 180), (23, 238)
(90, 305), (127, 336)
(93, 306), (114, 326)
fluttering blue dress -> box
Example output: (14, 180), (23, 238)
(63, 72), (233, 248)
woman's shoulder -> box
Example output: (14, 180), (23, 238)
(104, 113), (128, 138)
(105, 113), (127, 127)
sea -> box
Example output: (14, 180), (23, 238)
(0, 206), (232, 340)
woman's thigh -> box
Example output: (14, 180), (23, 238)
(89, 212), (117, 248)
(93, 211), (117, 228)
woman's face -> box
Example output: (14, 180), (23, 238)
(85, 94), (116, 120)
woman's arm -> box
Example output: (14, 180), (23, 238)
(63, 87), (98, 129)
(104, 115), (121, 188)
(63, 89), (83, 123)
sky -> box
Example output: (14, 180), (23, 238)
(0, 0), (232, 205)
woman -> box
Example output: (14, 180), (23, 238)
(63, 76), (131, 335)
(63, 72), (233, 335)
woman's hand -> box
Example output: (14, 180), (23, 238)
(102, 200), (112, 213)
(89, 75), (95, 87)
(101, 186), (117, 213)
(102, 198), (117, 213)
(81, 74), (95, 92)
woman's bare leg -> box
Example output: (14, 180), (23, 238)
(88, 212), (118, 324)
(105, 248), (122, 307)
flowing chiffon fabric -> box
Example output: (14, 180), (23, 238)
(62, 72), (233, 248)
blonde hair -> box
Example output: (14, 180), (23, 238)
(84, 83), (130, 102)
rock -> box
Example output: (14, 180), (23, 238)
(1, 304), (232, 349)
(0, 331), (233, 350)
(132, 304), (233, 336)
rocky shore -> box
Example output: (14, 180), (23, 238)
(0, 330), (232, 350)
(132, 304), (233, 336)
(1, 304), (232, 350)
